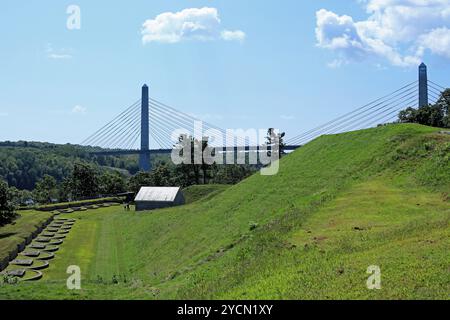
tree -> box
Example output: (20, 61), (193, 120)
(266, 128), (286, 158)
(99, 171), (126, 195)
(70, 162), (99, 200)
(8, 187), (33, 207)
(58, 178), (72, 202)
(173, 134), (207, 186)
(200, 138), (214, 184)
(211, 164), (253, 184)
(151, 163), (172, 187)
(435, 89), (450, 127)
(0, 180), (16, 226)
(33, 174), (57, 204)
(128, 171), (153, 194)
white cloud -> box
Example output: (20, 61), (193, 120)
(221, 30), (246, 42)
(418, 27), (450, 59)
(316, 0), (450, 67)
(141, 7), (245, 44)
(71, 105), (86, 115)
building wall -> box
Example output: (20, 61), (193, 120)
(174, 192), (185, 206)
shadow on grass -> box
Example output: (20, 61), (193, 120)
(0, 232), (17, 239)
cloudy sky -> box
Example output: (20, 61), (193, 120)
(0, 0), (449, 145)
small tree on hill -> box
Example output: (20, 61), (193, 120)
(266, 128), (286, 158)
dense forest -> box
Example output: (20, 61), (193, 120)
(0, 141), (140, 190)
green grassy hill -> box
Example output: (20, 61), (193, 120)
(182, 184), (231, 204)
(0, 124), (448, 299)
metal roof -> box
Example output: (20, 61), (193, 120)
(134, 187), (181, 202)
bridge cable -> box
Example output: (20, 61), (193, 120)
(293, 95), (417, 145)
(149, 109), (192, 144)
(109, 113), (142, 150)
(150, 98), (248, 146)
(150, 104), (224, 147)
(288, 86), (418, 145)
(286, 82), (417, 144)
(149, 126), (166, 149)
(149, 112), (176, 149)
(150, 102), (248, 147)
(324, 92), (418, 136)
(342, 95), (418, 133)
(291, 92), (418, 145)
(285, 81), (418, 145)
(85, 102), (140, 148)
(81, 100), (140, 146)
(91, 103), (141, 148)
(123, 124), (141, 150)
(428, 80), (446, 90)
(94, 105), (141, 149)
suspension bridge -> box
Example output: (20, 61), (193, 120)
(81, 63), (448, 172)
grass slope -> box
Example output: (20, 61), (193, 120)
(0, 211), (53, 264)
(183, 184), (231, 204)
(0, 124), (448, 299)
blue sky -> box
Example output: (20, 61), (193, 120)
(0, 0), (449, 146)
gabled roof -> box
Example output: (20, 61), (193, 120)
(134, 187), (181, 202)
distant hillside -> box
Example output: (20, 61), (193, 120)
(0, 141), (140, 190)
(2, 124), (448, 299)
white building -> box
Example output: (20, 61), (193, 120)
(134, 187), (185, 211)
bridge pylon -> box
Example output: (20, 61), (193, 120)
(139, 84), (151, 172)
(418, 62), (428, 107)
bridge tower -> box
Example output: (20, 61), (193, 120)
(418, 62), (428, 107)
(139, 84), (151, 172)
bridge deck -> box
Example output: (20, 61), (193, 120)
(90, 145), (301, 156)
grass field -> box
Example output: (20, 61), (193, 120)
(0, 124), (448, 299)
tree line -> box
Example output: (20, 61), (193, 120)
(0, 141), (141, 191)
(398, 89), (450, 128)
